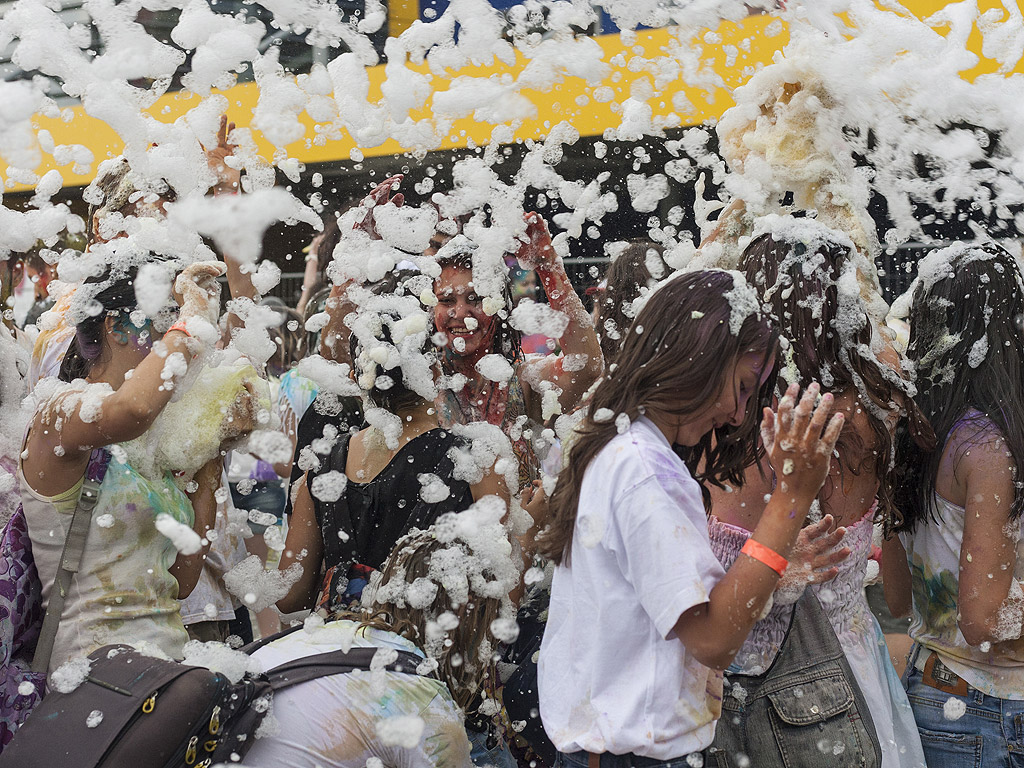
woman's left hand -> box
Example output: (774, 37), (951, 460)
(206, 114), (240, 195)
(779, 514), (849, 590)
(516, 212), (558, 271)
(220, 380), (259, 449)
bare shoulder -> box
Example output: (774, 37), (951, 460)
(941, 411), (1013, 494)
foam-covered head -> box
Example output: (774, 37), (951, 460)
(349, 270), (439, 413)
(359, 501), (516, 710)
(909, 241), (1024, 409)
(59, 243), (181, 382)
(432, 235), (522, 364)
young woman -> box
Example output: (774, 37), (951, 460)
(247, 510), (517, 768)
(887, 242), (1024, 767)
(536, 269), (843, 765)
(18, 258), (253, 674)
(708, 225), (927, 768)
(431, 215), (603, 487)
(277, 273), (510, 616)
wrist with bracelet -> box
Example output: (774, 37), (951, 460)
(166, 320), (192, 338)
(741, 538), (789, 577)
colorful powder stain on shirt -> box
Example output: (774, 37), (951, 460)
(21, 450), (192, 673)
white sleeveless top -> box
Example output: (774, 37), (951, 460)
(900, 493), (1024, 699)
(19, 452), (191, 676)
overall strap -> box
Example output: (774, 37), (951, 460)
(31, 449), (112, 675)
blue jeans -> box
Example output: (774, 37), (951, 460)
(556, 750), (704, 767)
(903, 644), (1024, 768)
(468, 726), (518, 768)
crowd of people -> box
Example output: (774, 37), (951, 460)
(1, 107), (1023, 768)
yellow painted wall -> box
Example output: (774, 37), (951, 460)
(10, 1), (1023, 193)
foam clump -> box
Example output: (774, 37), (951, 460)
(128, 357), (270, 482)
(182, 639), (262, 684)
(224, 554), (302, 613)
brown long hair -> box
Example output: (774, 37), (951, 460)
(537, 270), (778, 566)
(894, 242), (1023, 531)
(594, 241), (667, 367)
(348, 523), (511, 710)
(740, 230), (929, 529)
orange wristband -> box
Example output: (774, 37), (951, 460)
(166, 320), (191, 338)
(741, 538), (788, 577)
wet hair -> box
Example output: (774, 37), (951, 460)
(350, 270), (436, 414)
(594, 241), (667, 366)
(741, 231), (929, 528)
(537, 270), (779, 565)
(86, 157), (176, 245)
(266, 305), (305, 377)
(893, 242), (1024, 530)
(351, 526), (506, 711)
(58, 266), (142, 382)
(433, 248), (523, 366)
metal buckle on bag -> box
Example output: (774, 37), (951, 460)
(208, 705), (221, 735)
(922, 652), (969, 697)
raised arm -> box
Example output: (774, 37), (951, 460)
(673, 384), (844, 670)
(516, 213), (603, 416)
(32, 262), (223, 457)
(204, 115), (256, 330)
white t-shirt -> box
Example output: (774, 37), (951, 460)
(244, 620), (472, 768)
(538, 416), (726, 759)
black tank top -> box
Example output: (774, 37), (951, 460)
(307, 428), (475, 612)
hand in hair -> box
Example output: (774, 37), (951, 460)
(761, 382), (844, 504)
(173, 261), (225, 327)
(353, 174), (405, 239)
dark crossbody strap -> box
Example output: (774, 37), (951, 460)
(265, 647), (435, 691)
(31, 450), (111, 675)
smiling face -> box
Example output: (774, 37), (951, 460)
(433, 265), (497, 360)
(666, 350), (774, 447)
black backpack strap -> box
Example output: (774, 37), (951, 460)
(239, 622), (305, 656)
(265, 647), (436, 692)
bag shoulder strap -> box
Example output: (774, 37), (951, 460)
(265, 647), (436, 692)
(31, 449), (112, 675)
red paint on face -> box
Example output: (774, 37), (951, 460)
(433, 265), (497, 362)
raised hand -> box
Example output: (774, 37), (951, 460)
(206, 114), (240, 195)
(173, 261), (225, 325)
(353, 174), (405, 239)
(515, 212), (557, 270)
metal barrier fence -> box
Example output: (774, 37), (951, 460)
(263, 246), (932, 312)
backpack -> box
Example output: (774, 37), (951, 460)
(0, 448), (435, 768)
(0, 638), (432, 768)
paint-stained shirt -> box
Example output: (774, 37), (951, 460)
(244, 620), (472, 768)
(538, 416), (726, 759)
